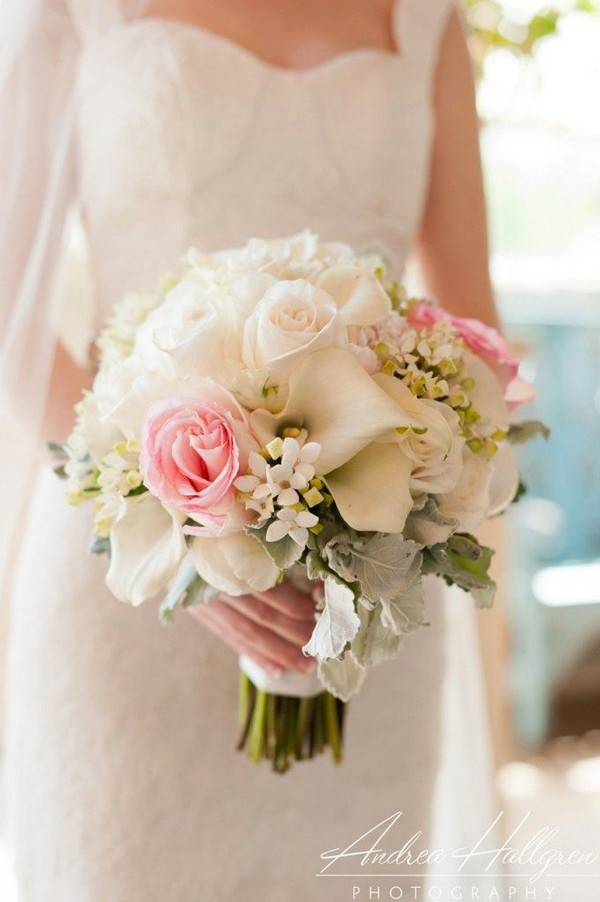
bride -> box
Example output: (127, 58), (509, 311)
(0, 1), (504, 899)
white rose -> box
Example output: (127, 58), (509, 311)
(133, 280), (241, 381)
(373, 373), (465, 496)
(242, 279), (348, 383)
(439, 442), (519, 532)
(316, 265), (392, 326)
(437, 450), (494, 533)
(191, 532), (279, 596)
(106, 493), (187, 606)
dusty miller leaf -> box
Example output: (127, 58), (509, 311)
(351, 605), (404, 668)
(317, 652), (366, 702)
(423, 533), (496, 609)
(322, 533), (422, 603)
(245, 521), (304, 570)
(303, 577), (361, 660)
(159, 556), (217, 624)
(403, 496), (458, 547)
(90, 535), (111, 557)
(379, 578), (427, 636)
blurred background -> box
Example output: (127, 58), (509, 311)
(464, 1), (600, 898)
(0, 1), (599, 898)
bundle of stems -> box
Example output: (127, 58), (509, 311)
(237, 672), (345, 773)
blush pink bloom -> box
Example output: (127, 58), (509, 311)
(407, 302), (535, 408)
(140, 394), (253, 535)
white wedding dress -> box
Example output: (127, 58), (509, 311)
(2, 1), (502, 899)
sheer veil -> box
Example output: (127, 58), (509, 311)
(0, 0), (147, 612)
(0, 0), (148, 439)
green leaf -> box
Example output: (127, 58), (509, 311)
(512, 480), (527, 504)
(89, 535), (111, 557)
(245, 522), (304, 570)
(322, 532), (422, 604)
(423, 533), (496, 608)
(508, 420), (550, 445)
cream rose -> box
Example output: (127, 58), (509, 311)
(242, 279), (348, 382)
(134, 280), (241, 381)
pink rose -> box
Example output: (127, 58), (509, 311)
(140, 388), (256, 536)
(407, 302), (534, 408)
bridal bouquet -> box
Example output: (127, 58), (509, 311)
(53, 232), (546, 772)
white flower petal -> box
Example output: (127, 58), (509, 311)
(250, 348), (421, 474)
(191, 532), (280, 596)
(462, 350), (509, 431)
(290, 471), (309, 490)
(299, 441), (321, 464)
(266, 520), (290, 542)
(295, 510), (319, 528)
(277, 508), (296, 522)
(326, 443), (413, 534)
(106, 493), (186, 606)
(316, 265), (391, 326)
(252, 483), (273, 500)
(289, 525), (309, 547)
(234, 475), (259, 493)
(248, 451), (268, 477)
(488, 441), (520, 517)
(277, 487), (300, 506)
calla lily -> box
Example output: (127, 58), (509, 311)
(372, 373), (455, 453)
(316, 265), (392, 326)
(106, 492), (186, 606)
(326, 444), (413, 534)
(191, 531), (280, 596)
(250, 347), (425, 474)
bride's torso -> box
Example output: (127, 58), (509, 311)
(72, 0), (451, 320)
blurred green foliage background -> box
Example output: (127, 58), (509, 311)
(463, 0), (600, 73)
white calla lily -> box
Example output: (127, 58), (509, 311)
(325, 444), (413, 534)
(250, 347), (424, 474)
(191, 531), (280, 596)
(316, 265), (392, 326)
(106, 492), (186, 606)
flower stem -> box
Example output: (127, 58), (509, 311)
(324, 691), (343, 764)
(248, 689), (268, 762)
(237, 671), (346, 771)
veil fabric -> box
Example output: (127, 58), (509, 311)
(0, 0), (147, 618)
(0, 0), (148, 438)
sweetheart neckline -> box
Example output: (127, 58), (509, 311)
(121, 10), (407, 82)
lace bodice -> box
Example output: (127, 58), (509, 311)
(72, 0), (455, 320)
(0, 0), (455, 435)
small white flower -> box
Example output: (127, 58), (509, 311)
(265, 507), (319, 547)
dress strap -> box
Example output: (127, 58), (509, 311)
(393, 0), (457, 77)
